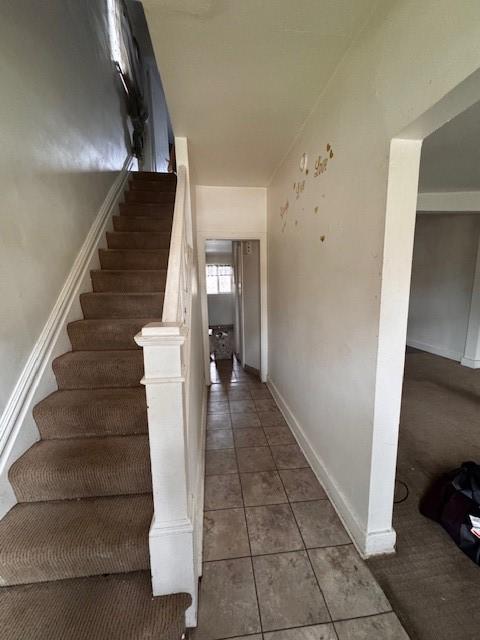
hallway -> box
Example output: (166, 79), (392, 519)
(194, 358), (409, 639)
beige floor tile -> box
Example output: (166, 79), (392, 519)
(205, 449), (238, 476)
(334, 612), (409, 639)
(309, 545), (391, 621)
(250, 387), (272, 400)
(254, 398), (278, 412)
(237, 446), (276, 472)
(194, 558), (261, 639)
(264, 426), (296, 446)
(228, 387), (253, 401)
(231, 412), (261, 428)
(208, 388), (229, 397)
(279, 469), (327, 501)
(248, 380), (268, 389)
(208, 400), (230, 414)
(240, 471), (288, 506)
(270, 443), (309, 469)
(208, 387), (228, 400)
(206, 429), (234, 450)
(253, 551), (330, 631)
(246, 504), (304, 555)
(234, 428), (268, 448)
(264, 624), (337, 639)
(257, 409), (287, 427)
(229, 399), (257, 413)
(204, 474), (243, 510)
(203, 508), (250, 561)
(207, 413), (232, 430)
(292, 500), (351, 548)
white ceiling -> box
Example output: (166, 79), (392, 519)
(143, 0), (377, 186)
(419, 99), (480, 193)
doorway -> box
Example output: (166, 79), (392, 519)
(203, 239), (262, 384)
(368, 79), (480, 640)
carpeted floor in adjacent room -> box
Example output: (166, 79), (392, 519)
(368, 349), (480, 640)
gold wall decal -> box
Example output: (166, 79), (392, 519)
(314, 143), (334, 177)
(280, 200), (289, 233)
(295, 180), (305, 199)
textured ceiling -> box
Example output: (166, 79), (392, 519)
(143, 0), (377, 186)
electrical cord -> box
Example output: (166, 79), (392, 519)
(394, 479), (410, 504)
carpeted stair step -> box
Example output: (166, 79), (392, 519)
(53, 350), (143, 389)
(99, 248), (169, 270)
(9, 435), (151, 502)
(67, 318), (156, 350)
(91, 269), (167, 293)
(0, 572), (190, 640)
(119, 202), (174, 217)
(0, 494), (152, 585)
(125, 190), (175, 204)
(106, 231), (171, 250)
(113, 214), (173, 233)
(130, 177), (176, 191)
(131, 171), (177, 184)
(80, 292), (164, 319)
(33, 388), (148, 439)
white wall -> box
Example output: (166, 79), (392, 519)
(196, 186), (267, 237)
(242, 241), (261, 371)
(0, 0), (129, 415)
(267, 0), (480, 554)
(407, 214), (480, 361)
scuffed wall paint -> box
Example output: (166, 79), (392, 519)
(267, 0), (480, 550)
(0, 0), (129, 413)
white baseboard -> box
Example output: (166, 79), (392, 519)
(461, 356), (480, 369)
(0, 155), (133, 519)
(406, 338), (462, 362)
(194, 384), (207, 578)
(267, 377), (396, 558)
(185, 382), (207, 628)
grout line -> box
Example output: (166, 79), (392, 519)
(202, 542), (354, 564)
(274, 452), (335, 626)
(231, 415), (264, 635)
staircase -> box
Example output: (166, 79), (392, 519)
(0, 172), (191, 639)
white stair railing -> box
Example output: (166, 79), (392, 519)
(135, 138), (202, 627)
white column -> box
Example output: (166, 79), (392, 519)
(462, 237), (480, 368)
(135, 322), (198, 626)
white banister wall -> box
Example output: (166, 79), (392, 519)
(135, 137), (206, 628)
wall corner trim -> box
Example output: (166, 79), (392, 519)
(0, 155), (133, 518)
(266, 377), (395, 558)
(461, 356), (480, 369)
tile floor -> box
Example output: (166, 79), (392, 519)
(193, 358), (410, 640)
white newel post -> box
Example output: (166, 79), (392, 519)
(135, 322), (198, 626)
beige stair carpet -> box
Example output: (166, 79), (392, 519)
(0, 172), (190, 637)
(0, 572), (190, 640)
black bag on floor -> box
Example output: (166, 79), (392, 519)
(420, 461), (480, 565)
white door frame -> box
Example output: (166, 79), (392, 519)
(368, 68), (480, 554)
(197, 231), (268, 385)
